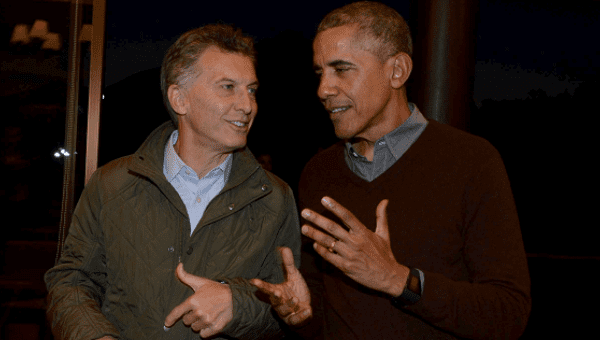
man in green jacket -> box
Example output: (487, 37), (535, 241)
(44, 23), (301, 340)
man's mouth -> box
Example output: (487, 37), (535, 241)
(228, 120), (249, 128)
(328, 106), (351, 114)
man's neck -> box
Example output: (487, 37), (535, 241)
(174, 131), (231, 179)
(351, 139), (376, 162)
(351, 102), (412, 162)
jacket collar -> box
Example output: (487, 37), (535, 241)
(128, 121), (269, 223)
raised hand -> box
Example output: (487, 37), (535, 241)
(164, 263), (233, 338)
(301, 197), (409, 297)
(249, 247), (312, 326)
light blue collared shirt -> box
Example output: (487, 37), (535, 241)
(344, 102), (428, 182)
(163, 130), (232, 236)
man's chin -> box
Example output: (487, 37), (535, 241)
(333, 126), (355, 140)
(215, 139), (247, 153)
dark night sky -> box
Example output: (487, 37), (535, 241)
(101, 0), (600, 104)
(474, 0), (599, 104)
(101, 0), (409, 86)
(2, 0), (597, 102)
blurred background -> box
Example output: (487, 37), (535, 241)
(1, 0), (598, 338)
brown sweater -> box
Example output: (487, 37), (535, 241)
(297, 120), (531, 340)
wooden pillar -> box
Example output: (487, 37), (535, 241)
(85, 0), (106, 184)
(409, 0), (479, 131)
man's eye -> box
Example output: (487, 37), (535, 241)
(222, 84), (234, 90)
(248, 88), (258, 95)
(335, 68), (349, 73)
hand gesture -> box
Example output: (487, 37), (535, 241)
(164, 263), (233, 337)
(249, 247), (312, 326)
(301, 197), (409, 297)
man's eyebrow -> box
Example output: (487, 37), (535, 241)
(313, 60), (354, 72)
(328, 60), (354, 68)
(217, 77), (259, 86)
(313, 60), (355, 72)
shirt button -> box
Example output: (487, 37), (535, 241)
(168, 246), (174, 253)
(261, 184), (268, 191)
(196, 197), (201, 203)
(186, 246), (193, 255)
(229, 204), (235, 211)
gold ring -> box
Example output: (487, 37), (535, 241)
(328, 240), (337, 253)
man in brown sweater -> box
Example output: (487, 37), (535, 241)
(250, 2), (531, 339)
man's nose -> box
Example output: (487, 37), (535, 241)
(235, 89), (254, 114)
(317, 75), (338, 100)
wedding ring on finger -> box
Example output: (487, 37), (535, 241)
(328, 239), (337, 253)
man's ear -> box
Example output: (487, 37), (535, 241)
(167, 84), (189, 116)
(389, 52), (413, 89)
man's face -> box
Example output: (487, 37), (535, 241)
(179, 47), (258, 154)
(313, 25), (393, 140)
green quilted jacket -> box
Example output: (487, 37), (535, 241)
(44, 121), (301, 340)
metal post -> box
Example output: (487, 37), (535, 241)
(57, 0), (82, 264)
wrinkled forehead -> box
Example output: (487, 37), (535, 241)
(193, 46), (257, 83)
(313, 25), (379, 68)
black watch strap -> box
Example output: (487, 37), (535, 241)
(391, 268), (422, 308)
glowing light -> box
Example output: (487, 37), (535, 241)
(54, 148), (72, 158)
(41, 32), (61, 51)
(10, 24), (30, 44)
(30, 20), (49, 39)
(79, 24), (93, 42)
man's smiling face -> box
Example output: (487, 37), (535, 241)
(313, 25), (394, 141)
(179, 46), (259, 154)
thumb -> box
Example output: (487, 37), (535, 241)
(278, 247), (298, 280)
(175, 262), (204, 292)
(375, 199), (390, 243)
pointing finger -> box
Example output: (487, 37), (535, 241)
(249, 279), (284, 305)
(164, 300), (190, 328)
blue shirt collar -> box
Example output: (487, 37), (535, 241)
(163, 130), (232, 183)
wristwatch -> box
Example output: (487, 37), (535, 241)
(391, 268), (422, 308)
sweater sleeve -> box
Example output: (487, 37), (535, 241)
(403, 151), (532, 340)
(44, 170), (121, 340)
(220, 184), (302, 340)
